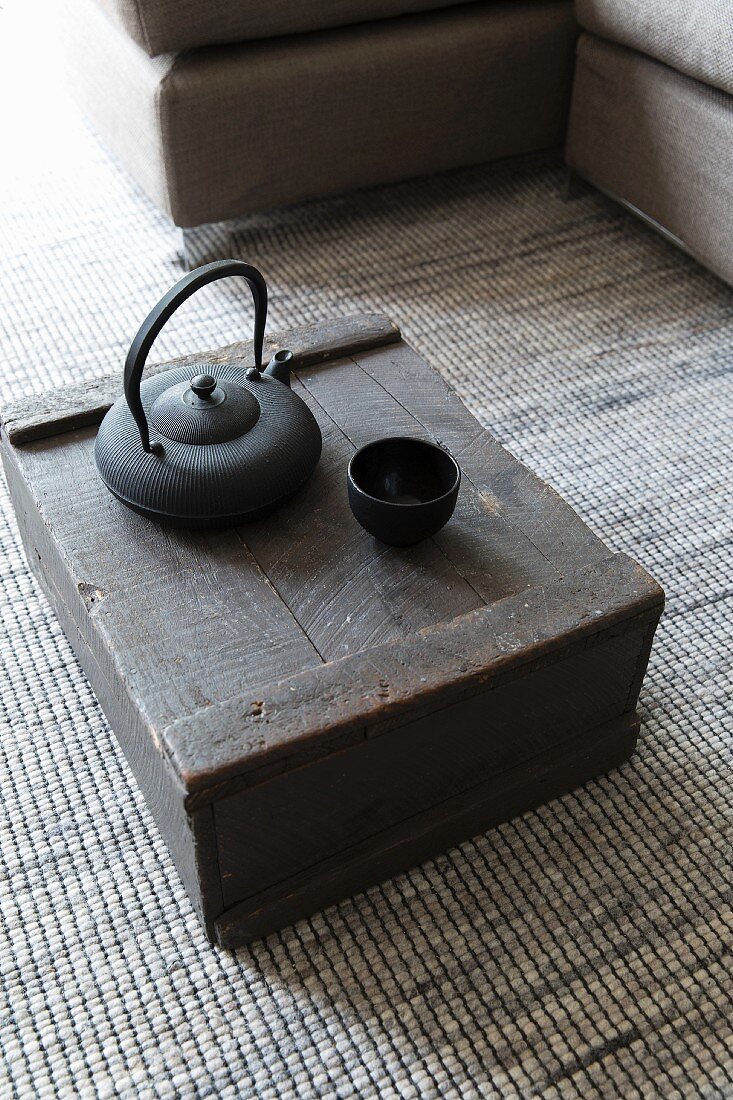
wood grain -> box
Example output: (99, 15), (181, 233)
(1, 313), (399, 444)
(214, 622), (650, 906)
(166, 555), (662, 799)
(214, 711), (641, 947)
(350, 343), (609, 567)
(237, 372), (484, 661)
(3, 431), (322, 732)
(296, 351), (563, 603)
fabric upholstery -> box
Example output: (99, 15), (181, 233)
(64, 0), (578, 227)
(575, 0), (733, 97)
(93, 0), (484, 57)
(59, 0), (174, 215)
(566, 33), (733, 287)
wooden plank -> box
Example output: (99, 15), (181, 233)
(3, 433), (323, 732)
(1, 313), (399, 444)
(351, 343), (609, 567)
(295, 353), (561, 603)
(165, 553), (664, 800)
(214, 711), (641, 947)
(214, 623), (648, 906)
(348, 341), (485, 455)
(2, 450), (214, 924)
(238, 369), (484, 661)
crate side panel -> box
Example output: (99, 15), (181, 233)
(214, 617), (652, 907)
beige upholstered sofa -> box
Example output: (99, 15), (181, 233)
(65, 0), (732, 288)
(62, 0), (578, 229)
(566, 2), (733, 286)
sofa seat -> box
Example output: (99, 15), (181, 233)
(65, 0), (577, 226)
(566, 28), (733, 287)
(93, 0), (485, 56)
(576, 0), (733, 97)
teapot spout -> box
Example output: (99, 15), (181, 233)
(264, 348), (293, 388)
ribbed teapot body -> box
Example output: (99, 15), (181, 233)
(95, 362), (322, 527)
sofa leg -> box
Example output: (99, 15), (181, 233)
(179, 223), (236, 269)
(576, 178), (692, 259)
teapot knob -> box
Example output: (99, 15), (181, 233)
(190, 374), (217, 399)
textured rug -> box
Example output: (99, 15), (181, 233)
(1, 11), (732, 1099)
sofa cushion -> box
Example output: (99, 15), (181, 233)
(93, 0), (486, 57)
(576, 0), (733, 97)
(567, 33), (733, 286)
(65, 0), (577, 226)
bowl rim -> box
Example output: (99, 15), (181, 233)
(347, 435), (461, 509)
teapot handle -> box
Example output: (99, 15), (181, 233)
(124, 260), (268, 453)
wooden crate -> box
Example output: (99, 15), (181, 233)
(0, 316), (664, 946)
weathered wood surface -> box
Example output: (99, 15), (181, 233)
(3, 353), (662, 791)
(350, 344), (610, 566)
(214, 620), (651, 906)
(3, 452), (218, 927)
(292, 350), (561, 609)
(215, 712), (641, 947)
(0, 313), (400, 444)
(1, 319), (665, 944)
(169, 554), (661, 800)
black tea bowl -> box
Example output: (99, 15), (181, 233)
(347, 436), (461, 546)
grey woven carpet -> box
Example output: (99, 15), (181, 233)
(1, 22), (732, 1100)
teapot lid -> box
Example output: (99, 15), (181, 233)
(149, 373), (260, 445)
(94, 261), (322, 527)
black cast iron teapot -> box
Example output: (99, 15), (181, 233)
(95, 260), (322, 527)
